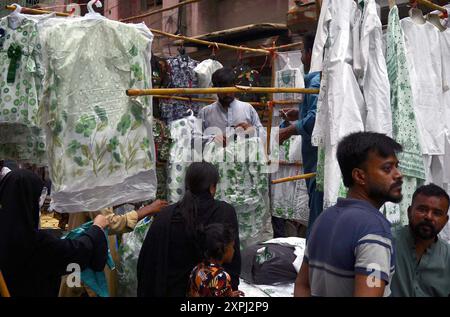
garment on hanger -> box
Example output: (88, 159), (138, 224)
(270, 130), (309, 225)
(159, 55), (201, 123)
(153, 118), (171, 200)
(357, 0), (392, 136)
(233, 63), (261, 102)
(203, 137), (272, 249)
(0, 14), (46, 164)
(166, 113), (203, 203)
(194, 58), (223, 99)
(401, 17), (446, 156)
(440, 22), (450, 190)
(383, 6), (427, 227)
(42, 18), (157, 212)
(273, 50), (305, 110)
(311, 0), (366, 208)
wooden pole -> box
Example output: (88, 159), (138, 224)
(266, 101), (274, 155)
(120, 0), (202, 22)
(266, 41), (303, 51)
(152, 95), (300, 106)
(5, 4), (71, 16)
(0, 271), (11, 298)
(271, 173), (316, 185)
(415, 0), (448, 15)
(148, 28), (271, 55)
(127, 87), (320, 96)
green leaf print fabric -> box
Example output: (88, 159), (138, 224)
(0, 16), (46, 164)
(386, 6), (425, 180)
(42, 19), (156, 212)
(203, 137), (273, 249)
(383, 6), (426, 226)
(166, 114), (203, 203)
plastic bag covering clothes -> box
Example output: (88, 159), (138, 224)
(239, 278), (294, 297)
(62, 221), (115, 297)
(203, 137), (273, 249)
(166, 113), (204, 203)
(194, 59), (223, 99)
(41, 18), (157, 212)
(117, 217), (152, 297)
(273, 51), (305, 112)
(269, 129), (309, 224)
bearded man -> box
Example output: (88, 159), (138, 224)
(391, 183), (450, 297)
(294, 131), (404, 297)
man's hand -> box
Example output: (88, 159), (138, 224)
(235, 121), (253, 131)
(137, 199), (169, 220)
(280, 108), (299, 121)
(214, 134), (227, 147)
(278, 125), (297, 145)
(93, 214), (109, 230)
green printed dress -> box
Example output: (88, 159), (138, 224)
(0, 15), (46, 164)
(42, 18), (157, 212)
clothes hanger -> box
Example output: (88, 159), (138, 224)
(85, 0), (104, 19)
(8, 3), (25, 28)
(209, 43), (219, 61)
(178, 41), (188, 62)
(427, 12), (446, 31)
(388, 0), (396, 9)
(409, 7), (427, 24)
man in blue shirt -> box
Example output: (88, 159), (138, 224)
(295, 132), (403, 297)
(278, 34), (324, 238)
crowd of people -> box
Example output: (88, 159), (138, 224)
(1, 130), (449, 297)
(0, 35), (449, 298)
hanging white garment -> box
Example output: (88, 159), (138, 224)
(194, 58), (223, 99)
(440, 26), (450, 187)
(401, 18), (446, 155)
(273, 50), (305, 114)
(311, 0), (366, 208)
(270, 130), (309, 224)
(310, 0), (332, 73)
(43, 18), (157, 212)
(358, 0), (392, 136)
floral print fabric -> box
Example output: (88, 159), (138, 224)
(42, 19), (157, 212)
(159, 55), (202, 123)
(203, 138), (273, 249)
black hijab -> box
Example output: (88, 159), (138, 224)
(0, 169), (44, 269)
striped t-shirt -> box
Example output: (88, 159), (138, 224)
(305, 198), (395, 297)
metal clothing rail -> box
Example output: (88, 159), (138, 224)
(271, 173), (316, 185)
(120, 0), (203, 22)
(127, 86), (320, 97)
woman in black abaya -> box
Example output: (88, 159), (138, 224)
(0, 169), (108, 297)
(137, 162), (241, 297)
